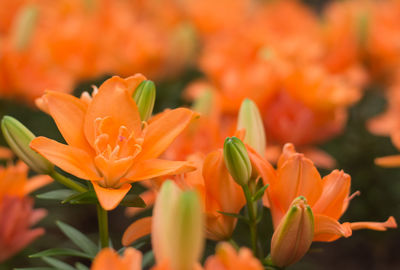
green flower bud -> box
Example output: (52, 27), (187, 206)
(223, 137), (252, 186)
(152, 181), (204, 270)
(192, 88), (214, 116)
(132, 80), (156, 121)
(12, 4), (38, 50)
(1, 116), (54, 174)
(271, 196), (314, 267)
(172, 190), (204, 270)
(238, 99), (266, 156)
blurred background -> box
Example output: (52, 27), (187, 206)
(0, 0), (399, 269)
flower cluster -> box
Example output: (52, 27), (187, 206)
(1, 74), (396, 269)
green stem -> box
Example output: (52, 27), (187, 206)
(49, 171), (87, 193)
(97, 204), (109, 248)
(242, 185), (259, 257)
(229, 238), (240, 250)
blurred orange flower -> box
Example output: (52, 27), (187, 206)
(0, 161), (51, 262)
(204, 242), (263, 270)
(91, 247), (142, 270)
(30, 75), (196, 210)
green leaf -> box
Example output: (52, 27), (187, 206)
(75, 263), (89, 270)
(62, 190), (97, 205)
(120, 194), (146, 208)
(56, 221), (98, 257)
(41, 257), (75, 270)
(252, 183), (269, 202)
(37, 190), (77, 201)
(29, 248), (93, 259)
(15, 268), (56, 270)
(142, 251), (154, 268)
(217, 211), (248, 222)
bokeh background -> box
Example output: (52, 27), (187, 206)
(0, 0), (399, 269)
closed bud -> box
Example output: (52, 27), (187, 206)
(223, 137), (252, 186)
(172, 191), (204, 270)
(152, 181), (204, 270)
(192, 88), (214, 116)
(12, 4), (38, 50)
(237, 99), (266, 156)
(270, 196), (314, 267)
(132, 80), (156, 121)
(1, 116), (54, 174)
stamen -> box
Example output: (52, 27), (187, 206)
(347, 191), (361, 202)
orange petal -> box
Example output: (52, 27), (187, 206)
(44, 91), (92, 153)
(0, 147), (13, 159)
(84, 76), (142, 147)
(24, 175), (53, 195)
(313, 214), (352, 242)
(91, 248), (121, 270)
(313, 170), (350, 220)
(125, 159), (195, 182)
(120, 248), (143, 270)
(203, 150), (245, 213)
(277, 143), (297, 168)
(125, 74), (147, 95)
(349, 216), (397, 231)
(375, 155), (400, 167)
(30, 137), (100, 180)
(92, 181), (131, 211)
(138, 108), (198, 160)
(302, 147), (336, 169)
(276, 153), (323, 211)
(122, 217), (152, 246)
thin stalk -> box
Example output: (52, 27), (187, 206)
(97, 204), (109, 248)
(229, 238), (240, 250)
(242, 185), (259, 257)
(50, 171), (87, 193)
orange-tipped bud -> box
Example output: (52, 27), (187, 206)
(152, 181), (204, 270)
(223, 137), (252, 186)
(270, 196), (314, 267)
(237, 99), (266, 156)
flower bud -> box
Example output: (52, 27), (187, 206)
(172, 190), (204, 270)
(237, 99), (266, 156)
(1, 116), (54, 174)
(152, 181), (204, 270)
(223, 137), (252, 186)
(132, 80), (156, 121)
(192, 88), (214, 116)
(12, 4), (38, 50)
(270, 196), (314, 267)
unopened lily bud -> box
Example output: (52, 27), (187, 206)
(271, 196), (314, 267)
(132, 80), (156, 121)
(192, 88), (214, 116)
(238, 99), (266, 156)
(223, 137), (252, 186)
(1, 116), (54, 174)
(172, 191), (204, 270)
(12, 4), (38, 50)
(152, 181), (204, 270)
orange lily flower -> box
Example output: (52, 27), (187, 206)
(0, 196), (46, 262)
(0, 161), (51, 262)
(30, 75), (196, 210)
(0, 161), (52, 202)
(123, 150), (245, 243)
(204, 242), (263, 270)
(91, 247), (142, 270)
(261, 143), (397, 242)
